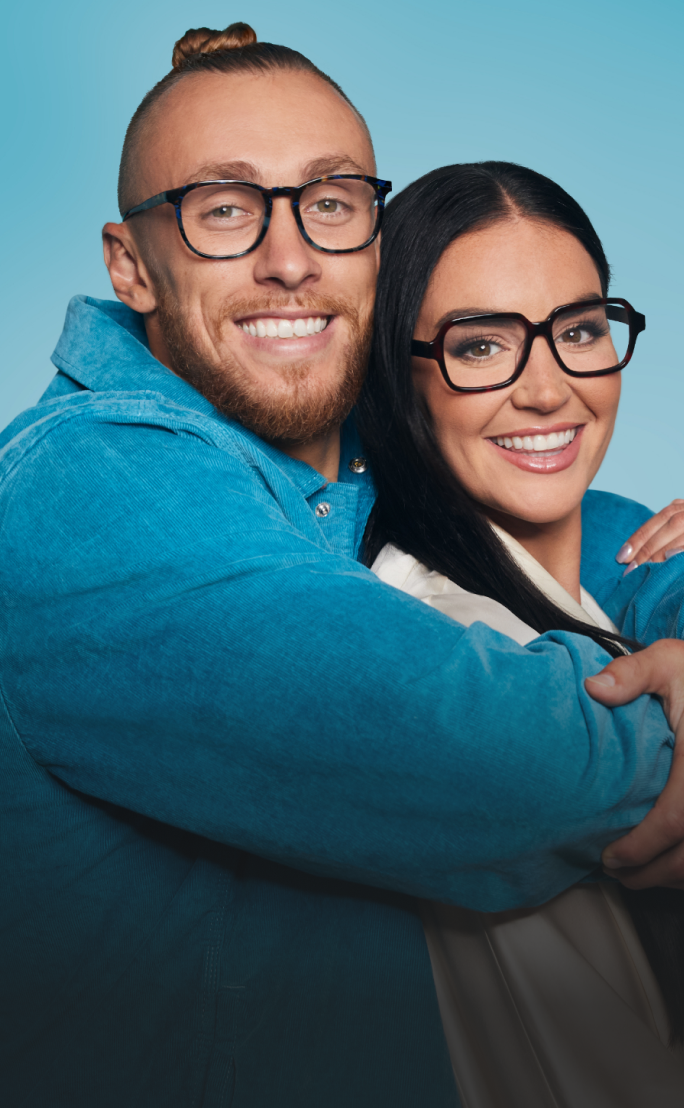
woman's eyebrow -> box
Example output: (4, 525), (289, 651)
(433, 307), (494, 328)
(432, 293), (605, 331)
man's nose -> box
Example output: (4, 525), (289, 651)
(510, 334), (572, 412)
(252, 196), (322, 290)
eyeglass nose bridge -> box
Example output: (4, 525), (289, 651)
(255, 186), (313, 251)
(516, 316), (568, 379)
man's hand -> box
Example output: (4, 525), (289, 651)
(617, 499), (684, 573)
(586, 640), (684, 888)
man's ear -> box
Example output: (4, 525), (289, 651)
(102, 222), (159, 314)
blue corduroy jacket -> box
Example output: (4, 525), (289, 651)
(1, 295), (682, 1107)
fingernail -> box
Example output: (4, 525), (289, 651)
(665, 547), (684, 560)
(602, 854), (621, 870)
(616, 543), (633, 564)
(586, 672), (616, 687)
(622, 560), (638, 576)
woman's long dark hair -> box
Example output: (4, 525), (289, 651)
(356, 160), (684, 1042)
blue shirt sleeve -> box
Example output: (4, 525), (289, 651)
(0, 412), (674, 913)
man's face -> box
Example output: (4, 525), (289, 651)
(109, 69), (379, 446)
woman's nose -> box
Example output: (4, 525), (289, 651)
(510, 335), (572, 412)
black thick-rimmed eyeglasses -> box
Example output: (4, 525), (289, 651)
(123, 175), (392, 258)
(411, 298), (646, 393)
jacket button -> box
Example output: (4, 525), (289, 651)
(348, 457), (367, 474)
(315, 502), (331, 519)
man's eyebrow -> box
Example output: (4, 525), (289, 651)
(432, 292), (605, 331)
(300, 156), (370, 181)
(187, 156), (370, 189)
(190, 161), (261, 183)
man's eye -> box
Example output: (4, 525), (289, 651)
(209, 205), (245, 219)
(312, 198), (342, 214)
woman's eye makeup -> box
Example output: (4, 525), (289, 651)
(446, 333), (511, 363)
(555, 317), (609, 347)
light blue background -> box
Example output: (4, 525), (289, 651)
(1, 0), (681, 509)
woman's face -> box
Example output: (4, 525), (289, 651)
(411, 219), (621, 529)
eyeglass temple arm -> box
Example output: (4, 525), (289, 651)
(411, 339), (435, 358)
(606, 304), (646, 334)
(123, 191), (171, 221)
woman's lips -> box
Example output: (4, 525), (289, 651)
(487, 424), (585, 473)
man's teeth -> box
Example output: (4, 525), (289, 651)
(240, 316), (328, 339)
(494, 428), (578, 452)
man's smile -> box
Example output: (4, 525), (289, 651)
(238, 314), (330, 339)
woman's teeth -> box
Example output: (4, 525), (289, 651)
(493, 428), (578, 452)
(240, 316), (328, 339)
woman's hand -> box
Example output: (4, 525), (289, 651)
(586, 640), (684, 888)
(617, 499), (684, 573)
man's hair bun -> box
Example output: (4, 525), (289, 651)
(172, 22), (258, 70)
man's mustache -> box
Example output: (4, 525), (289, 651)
(216, 294), (363, 324)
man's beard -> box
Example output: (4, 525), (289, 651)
(155, 289), (372, 446)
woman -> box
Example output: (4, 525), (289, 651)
(357, 162), (684, 1106)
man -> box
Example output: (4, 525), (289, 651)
(2, 24), (683, 1107)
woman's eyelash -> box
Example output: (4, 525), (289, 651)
(559, 319), (609, 337)
(450, 334), (508, 355)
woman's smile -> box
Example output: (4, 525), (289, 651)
(486, 422), (584, 473)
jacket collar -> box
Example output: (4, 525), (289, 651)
(50, 295), (371, 499)
(51, 295), (220, 419)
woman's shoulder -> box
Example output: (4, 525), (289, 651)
(370, 543), (460, 599)
(370, 544), (537, 645)
(581, 490), (653, 606)
(582, 489), (653, 535)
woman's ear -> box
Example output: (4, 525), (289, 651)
(102, 222), (159, 315)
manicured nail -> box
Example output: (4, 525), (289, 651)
(616, 543), (633, 564)
(665, 547), (684, 560)
(586, 672), (616, 688)
(622, 560), (638, 576)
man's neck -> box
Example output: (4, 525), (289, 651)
(277, 428), (341, 484)
(486, 505), (583, 604)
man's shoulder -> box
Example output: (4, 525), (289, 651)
(0, 386), (258, 480)
(581, 489), (653, 605)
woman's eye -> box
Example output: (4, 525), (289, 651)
(453, 339), (504, 360)
(558, 325), (591, 345)
(469, 341), (497, 358)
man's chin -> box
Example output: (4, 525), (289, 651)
(223, 369), (364, 445)
(155, 290), (371, 443)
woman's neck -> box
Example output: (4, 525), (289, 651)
(485, 504), (583, 604)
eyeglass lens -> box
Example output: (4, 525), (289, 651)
(179, 179), (381, 256)
(442, 303), (630, 389)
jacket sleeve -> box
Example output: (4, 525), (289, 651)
(580, 490), (684, 642)
(0, 412), (674, 912)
